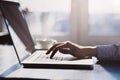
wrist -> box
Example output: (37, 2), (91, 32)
(80, 46), (97, 57)
(89, 46), (97, 57)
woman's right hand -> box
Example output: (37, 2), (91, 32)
(46, 41), (97, 59)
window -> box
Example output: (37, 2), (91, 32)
(4, 0), (79, 43)
(20, 0), (71, 39)
(7, 0), (120, 45)
(73, 0), (120, 45)
(89, 0), (120, 36)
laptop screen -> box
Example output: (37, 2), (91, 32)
(9, 26), (31, 61)
(0, 1), (35, 52)
(0, 1), (34, 61)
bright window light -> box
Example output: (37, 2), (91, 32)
(89, 0), (120, 36)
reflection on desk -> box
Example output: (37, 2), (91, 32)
(0, 45), (120, 80)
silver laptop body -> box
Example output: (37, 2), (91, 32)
(0, 1), (94, 69)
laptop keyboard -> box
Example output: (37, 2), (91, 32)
(31, 51), (64, 62)
(29, 50), (77, 62)
(39, 51), (65, 61)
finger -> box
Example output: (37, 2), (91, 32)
(50, 44), (64, 59)
(46, 42), (63, 55)
(46, 44), (58, 55)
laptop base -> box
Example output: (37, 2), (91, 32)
(23, 63), (93, 70)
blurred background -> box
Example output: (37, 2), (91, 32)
(1, 0), (120, 46)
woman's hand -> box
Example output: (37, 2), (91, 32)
(46, 41), (97, 59)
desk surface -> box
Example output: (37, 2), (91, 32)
(0, 45), (120, 80)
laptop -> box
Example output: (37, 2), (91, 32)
(0, 1), (94, 69)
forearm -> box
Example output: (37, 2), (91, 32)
(86, 46), (97, 57)
(73, 45), (97, 58)
(82, 44), (120, 61)
(81, 46), (97, 57)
